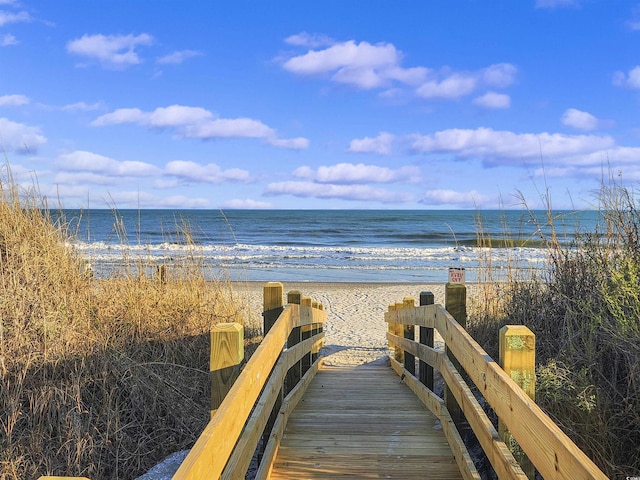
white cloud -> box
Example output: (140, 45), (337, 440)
(411, 127), (615, 165)
(157, 49), (202, 65)
(0, 9), (30, 26)
(0, 117), (46, 153)
(0, 94), (29, 106)
(267, 137), (309, 149)
(92, 104), (308, 149)
(281, 36), (516, 103)
(61, 101), (104, 112)
(613, 66), (640, 89)
(165, 160), (250, 183)
(97, 190), (211, 209)
(264, 181), (412, 203)
(91, 108), (149, 126)
(283, 40), (398, 75)
(293, 162), (420, 184)
(155, 195), (211, 208)
(421, 189), (493, 208)
(53, 171), (127, 186)
(417, 63), (517, 101)
(561, 108), (599, 131)
(473, 92), (511, 109)
(347, 132), (394, 155)
(535, 0), (580, 8)
(182, 118), (274, 139)
(282, 39), (428, 90)
(221, 198), (273, 209)
(66, 33), (154, 68)
(1, 33), (18, 46)
(285, 32), (335, 48)
(482, 63), (518, 88)
(417, 74), (476, 100)
(56, 150), (161, 178)
(148, 105), (213, 127)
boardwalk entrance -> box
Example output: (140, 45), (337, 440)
(270, 365), (463, 479)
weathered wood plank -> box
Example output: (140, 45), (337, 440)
(388, 357), (480, 480)
(269, 366), (464, 479)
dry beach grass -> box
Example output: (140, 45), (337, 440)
(0, 173), (249, 479)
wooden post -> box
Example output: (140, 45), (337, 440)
(388, 303), (396, 358)
(262, 282), (284, 456)
(394, 302), (405, 363)
(500, 325), (536, 479)
(286, 290), (302, 394)
(403, 297), (416, 375)
(419, 291), (435, 390)
(301, 296), (313, 370)
(156, 264), (167, 284)
(445, 282), (467, 427)
(263, 282), (284, 333)
(210, 322), (244, 415)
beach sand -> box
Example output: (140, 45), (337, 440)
(232, 281), (462, 366)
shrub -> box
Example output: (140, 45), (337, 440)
(468, 180), (640, 478)
(0, 168), (249, 479)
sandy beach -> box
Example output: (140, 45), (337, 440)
(232, 281), (459, 367)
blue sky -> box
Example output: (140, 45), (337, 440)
(1, 0), (639, 209)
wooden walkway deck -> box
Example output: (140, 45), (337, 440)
(269, 365), (463, 479)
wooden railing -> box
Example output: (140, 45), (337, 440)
(385, 285), (608, 480)
(174, 282), (326, 479)
(39, 282), (326, 480)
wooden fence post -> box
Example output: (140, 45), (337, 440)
(403, 297), (416, 375)
(210, 322), (244, 415)
(445, 282), (467, 428)
(286, 290), (302, 394)
(262, 282), (284, 456)
(500, 325), (536, 479)
(419, 291), (435, 390)
(394, 302), (405, 363)
(301, 296), (313, 373)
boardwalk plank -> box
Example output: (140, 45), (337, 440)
(269, 365), (463, 479)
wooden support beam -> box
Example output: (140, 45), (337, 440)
(419, 291), (435, 390)
(210, 322), (244, 414)
(402, 297), (416, 375)
(262, 282), (284, 458)
(394, 301), (405, 363)
(445, 282), (466, 428)
(285, 290), (302, 395)
(500, 325), (536, 479)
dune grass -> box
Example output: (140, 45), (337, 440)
(467, 181), (640, 478)
(0, 171), (250, 479)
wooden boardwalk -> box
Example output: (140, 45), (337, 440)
(269, 365), (463, 479)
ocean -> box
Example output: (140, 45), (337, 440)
(59, 209), (601, 283)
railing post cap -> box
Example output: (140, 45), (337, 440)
(500, 325), (535, 336)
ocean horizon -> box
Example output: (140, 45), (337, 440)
(58, 209), (601, 283)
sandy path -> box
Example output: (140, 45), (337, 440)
(233, 282), (451, 366)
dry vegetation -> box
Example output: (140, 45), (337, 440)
(468, 181), (640, 479)
(0, 170), (251, 479)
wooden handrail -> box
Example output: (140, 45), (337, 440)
(174, 300), (326, 479)
(386, 302), (608, 480)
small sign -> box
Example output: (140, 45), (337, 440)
(448, 267), (466, 284)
